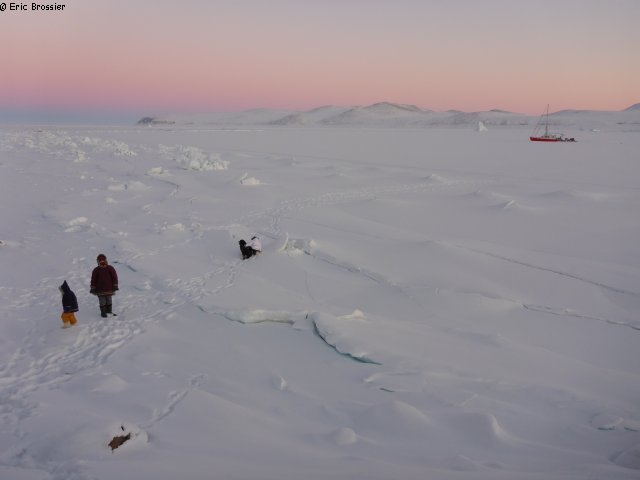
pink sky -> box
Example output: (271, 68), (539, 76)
(1, 0), (638, 118)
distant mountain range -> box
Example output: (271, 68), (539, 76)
(138, 102), (640, 131)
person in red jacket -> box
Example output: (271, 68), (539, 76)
(90, 253), (119, 317)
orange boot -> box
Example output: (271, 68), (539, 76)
(61, 312), (76, 328)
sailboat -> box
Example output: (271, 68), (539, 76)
(530, 105), (575, 142)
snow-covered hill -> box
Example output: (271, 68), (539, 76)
(139, 102), (640, 131)
(271, 105), (353, 126)
(139, 108), (296, 126)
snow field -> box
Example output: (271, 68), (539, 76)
(0, 125), (639, 479)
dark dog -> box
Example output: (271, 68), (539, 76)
(239, 239), (257, 260)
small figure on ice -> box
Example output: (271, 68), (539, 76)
(90, 254), (119, 317)
(59, 280), (78, 328)
(239, 236), (262, 260)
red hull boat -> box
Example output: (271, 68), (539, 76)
(530, 135), (561, 142)
(530, 105), (575, 142)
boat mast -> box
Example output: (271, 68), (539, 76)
(544, 104), (549, 137)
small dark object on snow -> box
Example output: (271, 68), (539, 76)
(108, 426), (131, 451)
(239, 236), (262, 260)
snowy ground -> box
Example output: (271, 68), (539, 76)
(0, 124), (639, 480)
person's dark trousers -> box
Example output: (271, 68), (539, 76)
(98, 295), (113, 317)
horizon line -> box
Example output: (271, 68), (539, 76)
(2, 101), (639, 126)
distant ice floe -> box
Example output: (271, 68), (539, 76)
(67, 217), (88, 227)
(279, 237), (316, 256)
(81, 137), (137, 157)
(239, 173), (263, 186)
(6, 130), (89, 162)
(13, 132), (137, 160)
(64, 217), (90, 232)
(158, 223), (187, 233)
(107, 140), (136, 157)
(162, 145), (229, 171)
(147, 166), (169, 176)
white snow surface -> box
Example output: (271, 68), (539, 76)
(0, 120), (639, 480)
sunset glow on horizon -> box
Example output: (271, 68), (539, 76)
(1, 0), (638, 121)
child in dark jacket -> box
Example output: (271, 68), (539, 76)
(90, 253), (119, 318)
(59, 280), (78, 328)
